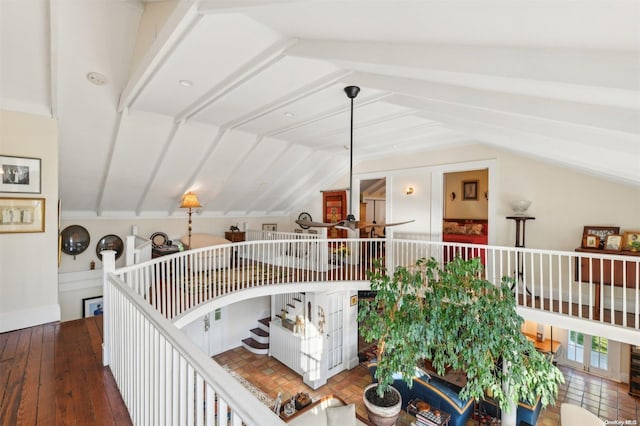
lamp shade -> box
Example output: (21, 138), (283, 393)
(180, 192), (202, 209)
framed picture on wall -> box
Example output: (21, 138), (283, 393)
(462, 180), (478, 200)
(83, 296), (103, 317)
(262, 223), (277, 232)
(0, 155), (41, 193)
(0, 197), (45, 233)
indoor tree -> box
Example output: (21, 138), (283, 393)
(358, 256), (564, 424)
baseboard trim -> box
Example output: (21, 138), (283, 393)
(0, 304), (61, 333)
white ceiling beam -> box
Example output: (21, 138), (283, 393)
(288, 39), (640, 108)
(198, 0), (308, 14)
(223, 69), (352, 129)
(178, 38), (298, 122)
(351, 71), (640, 136)
(389, 95), (640, 185)
(118, 0), (201, 111)
(96, 109), (128, 216)
(310, 108), (421, 142)
(263, 92), (392, 138)
(134, 121), (183, 215)
(170, 127), (230, 215)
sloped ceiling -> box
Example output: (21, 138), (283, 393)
(1, 0), (638, 218)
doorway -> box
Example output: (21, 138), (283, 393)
(359, 178), (386, 238)
(565, 331), (612, 377)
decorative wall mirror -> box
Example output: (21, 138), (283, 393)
(60, 225), (90, 259)
(96, 234), (124, 261)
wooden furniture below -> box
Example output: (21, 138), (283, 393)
(523, 332), (562, 354)
(630, 346), (640, 397)
(225, 231), (245, 242)
(323, 190), (347, 239)
(574, 247), (640, 318)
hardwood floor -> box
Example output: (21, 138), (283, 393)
(0, 318), (131, 426)
(2, 317), (638, 425)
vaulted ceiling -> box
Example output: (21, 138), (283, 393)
(1, 0), (638, 217)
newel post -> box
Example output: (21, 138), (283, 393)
(102, 250), (116, 366)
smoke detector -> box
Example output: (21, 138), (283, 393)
(86, 72), (107, 86)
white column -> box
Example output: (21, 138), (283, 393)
(102, 250), (116, 366)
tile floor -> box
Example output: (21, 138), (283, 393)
(214, 348), (639, 425)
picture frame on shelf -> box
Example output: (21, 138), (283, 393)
(82, 296), (103, 318)
(622, 231), (640, 250)
(582, 226), (620, 249)
(582, 234), (600, 249)
(462, 180), (478, 200)
(0, 197), (45, 233)
(262, 223), (277, 232)
(0, 155), (41, 193)
(604, 234), (623, 251)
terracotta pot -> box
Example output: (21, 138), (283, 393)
(363, 383), (402, 426)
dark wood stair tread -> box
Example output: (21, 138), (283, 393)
(250, 328), (269, 337)
(258, 317), (271, 327)
(242, 338), (269, 350)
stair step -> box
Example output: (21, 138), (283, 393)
(250, 327), (269, 338)
(258, 317), (271, 327)
(242, 338), (269, 355)
(286, 303), (296, 309)
(293, 297), (302, 302)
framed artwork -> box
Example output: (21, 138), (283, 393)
(262, 223), (277, 232)
(82, 296), (103, 318)
(604, 234), (623, 251)
(582, 226), (620, 249)
(582, 234), (599, 249)
(322, 190), (347, 238)
(0, 197), (45, 233)
(0, 155), (41, 193)
(622, 231), (640, 250)
(462, 180), (478, 200)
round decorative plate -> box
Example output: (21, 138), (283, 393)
(96, 234), (124, 261)
(60, 225), (90, 256)
(150, 231), (168, 247)
(297, 212), (312, 229)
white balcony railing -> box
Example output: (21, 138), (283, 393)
(103, 235), (640, 425)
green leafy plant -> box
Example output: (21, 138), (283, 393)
(358, 256), (564, 412)
(629, 240), (640, 251)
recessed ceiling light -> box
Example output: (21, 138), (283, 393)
(179, 80), (194, 87)
(283, 112), (295, 118)
(86, 72), (107, 86)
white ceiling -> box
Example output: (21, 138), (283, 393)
(1, 0), (638, 217)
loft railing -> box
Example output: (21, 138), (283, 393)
(103, 235), (640, 425)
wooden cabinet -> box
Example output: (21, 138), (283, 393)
(630, 346), (640, 397)
(574, 248), (639, 287)
(225, 231), (245, 243)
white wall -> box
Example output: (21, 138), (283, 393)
(354, 143), (639, 250)
(0, 110), (60, 332)
(444, 169), (489, 219)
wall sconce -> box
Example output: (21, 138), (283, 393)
(450, 192), (456, 201)
(405, 186), (414, 195)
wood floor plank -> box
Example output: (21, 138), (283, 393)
(16, 324), (44, 426)
(36, 323), (57, 426)
(0, 328), (32, 426)
(66, 320), (95, 426)
(0, 330), (20, 362)
(55, 321), (76, 425)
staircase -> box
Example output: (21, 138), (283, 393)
(241, 293), (306, 355)
(241, 317), (270, 355)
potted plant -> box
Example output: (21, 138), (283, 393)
(358, 256), (564, 426)
(629, 240), (640, 252)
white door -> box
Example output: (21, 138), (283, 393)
(565, 331), (613, 378)
(209, 308), (224, 356)
(326, 293), (345, 377)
